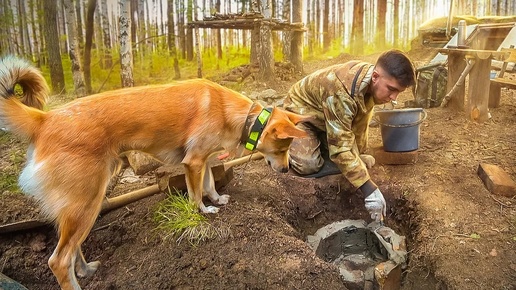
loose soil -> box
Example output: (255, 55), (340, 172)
(1, 48), (515, 290)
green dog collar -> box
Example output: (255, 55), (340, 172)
(245, 107), (272, 151)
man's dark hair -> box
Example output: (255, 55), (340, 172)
(375, 49), (416, 87)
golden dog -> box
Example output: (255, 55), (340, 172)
(0, 56), (310, 290)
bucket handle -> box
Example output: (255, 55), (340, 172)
(373, 109), (427, 128)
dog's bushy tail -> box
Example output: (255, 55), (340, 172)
(0, 55), (49, 140)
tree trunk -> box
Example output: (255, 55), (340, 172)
(323, 0), (330, 52)
(59, 0), (68, 54)
(94, 1), (104, 68)
(215, 0), (222, 60)
(258, 21), (274, 81)
(186, 0), (194, 61)
(315, 0), (320, 49)
(38, 0), (47, 66)
(250, 24), (260, 65)
(64, 0), (86, 97)
(83, 0), (96, 94)
(75, 0), (84, 49)
(306, 0), (313, 56)
(291, 0), (303, 73)
(100, 0), (113, 68)
(43, 0), (66, 94)
(119, 0), (134, 87)
(0, 0), (9, 55)
(377, 0), (386, 49)
(177, 0), (185, 59)
(393, 0), (399, 48)
(351, 0), (364, 55)
(282, 0), (291, 63)
(167, 0), (180, 79)
(17, 0), (29, 57)
(30, 0), (41, 66)
(195, 27), (202, 78)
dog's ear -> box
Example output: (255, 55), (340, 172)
(273, 122), (309, 139)
(282, 109), (315, 125)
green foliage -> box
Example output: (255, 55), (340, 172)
(153, 188), (227, 246)
(38, 39), (398, 99)
(41, 47), (252, 96)
(200, 46), (251, 79)
(0, 131), (25, 194)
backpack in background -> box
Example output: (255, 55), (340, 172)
(406, 63), (448, 108)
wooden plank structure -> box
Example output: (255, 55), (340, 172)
(438, 48), (510, 122)
(188, 12), (306, 81)
(489, 46), (516, 107)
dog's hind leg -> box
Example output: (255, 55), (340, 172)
(202, 163), (230, 206)
(75, 246), (100, 278)
(48, 185), (106, 290)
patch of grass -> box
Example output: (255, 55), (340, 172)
(0, 130), (11, 144)
(0, 170), (20, 193)
(153, 188), (227, 245)
(0, 131), (25, 194)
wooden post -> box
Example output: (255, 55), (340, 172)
(488, 82), (502, 108)
(446, 52), (467, 110)
(467, 56), (491, 122)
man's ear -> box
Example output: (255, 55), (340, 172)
(372, 70), (380, 83)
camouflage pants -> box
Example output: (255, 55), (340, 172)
(288, 123), (327, 175)
(289, 123), (372, 177)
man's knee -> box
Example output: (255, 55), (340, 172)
(289, 155), (324, 175)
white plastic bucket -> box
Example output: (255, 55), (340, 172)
(374, 108), (427, 152)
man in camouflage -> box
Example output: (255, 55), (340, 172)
(284, 49), (416, 222)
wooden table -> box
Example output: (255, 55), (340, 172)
(437, 48), (510, 122)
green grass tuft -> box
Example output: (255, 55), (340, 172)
(153, 188), (228, 245)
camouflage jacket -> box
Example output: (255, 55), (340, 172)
(285, 61), (375, 188)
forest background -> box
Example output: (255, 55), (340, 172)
(0, 0), (515, 97)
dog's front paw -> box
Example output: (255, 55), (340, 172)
(202, 205), (220, 214)
(76, 260), (100, 278)
(216, 194), (230, 205)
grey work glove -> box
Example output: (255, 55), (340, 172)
(364, 188), (387, 222)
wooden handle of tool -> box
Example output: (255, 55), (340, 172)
(223, 153), (264, 170)
(100, 184), (161, 213)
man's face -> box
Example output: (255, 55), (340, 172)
(370, 66), (407, 105)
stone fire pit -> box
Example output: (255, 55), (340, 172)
(307, 220), (408, 290)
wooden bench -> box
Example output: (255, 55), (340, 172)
(489, 46), (516, 108)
